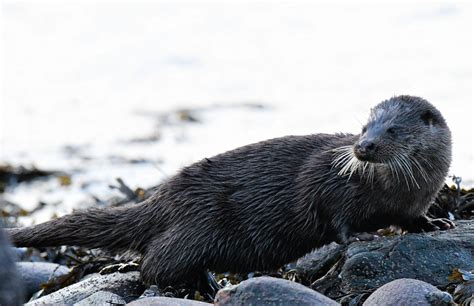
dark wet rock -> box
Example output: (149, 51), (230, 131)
(363, 278), (453, 306)
(127, 296), (211, 305)
(74, 290), (126, 305)
(0, 225), (23, 306)
(214, 276), (339, 305)
(296, 220), (474, 301)
(295, 242), (346, 282)
(429, 184), (474, 221)
(17, 262), (70, 297)
(0, 164), (56, 192)
(25, 271), (143, 305)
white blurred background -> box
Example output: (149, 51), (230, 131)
(0, 2), (472, 224)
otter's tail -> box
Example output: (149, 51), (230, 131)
(6, 203), (152, 253)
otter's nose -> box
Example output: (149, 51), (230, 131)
(355, 140), (376, 154)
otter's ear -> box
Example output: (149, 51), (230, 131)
(420, 110), (436, 126)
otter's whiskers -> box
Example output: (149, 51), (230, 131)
(332, 145), (423, 190)
(331, 146), (375, 184)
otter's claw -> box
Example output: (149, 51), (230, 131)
(403, 216), (455, 233)
(430, 218), (455, 230)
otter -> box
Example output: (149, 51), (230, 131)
(7, 95), (454, 288)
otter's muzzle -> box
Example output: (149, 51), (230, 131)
(354, 139), (376, 161)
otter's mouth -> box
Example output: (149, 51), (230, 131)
(333, 144), (423, 190)
(354, 149), (375, 162)
(332, 145), (377, 183)
(353, 141), (377, 162)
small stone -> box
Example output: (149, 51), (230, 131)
(74, 291), (126, 305)
(127, 296), (211, 305)
(363, 278), (454, 306)
(214, 276), (339, 305)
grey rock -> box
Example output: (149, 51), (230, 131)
(363, 278), (454, 306)
(74, 290), (126, 305)
(296, 220), (474, 300)
(17, 261), (70, 297)
(127, 297), (211, 305)
(26, 271), (143, 305)
(0, 225), (23, 306)
(214, 276), (339, 305)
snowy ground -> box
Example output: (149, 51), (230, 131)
(0, 2), (472, 225)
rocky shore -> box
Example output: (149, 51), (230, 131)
(1, 175), (472, 305)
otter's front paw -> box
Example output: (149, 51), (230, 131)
(428, 218), (455, 230)
(405, 216), (455, 233)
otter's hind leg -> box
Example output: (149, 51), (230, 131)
(139, 235), (221, 298)
(139, 235), (206, 287)
(198, 271), (222, 296)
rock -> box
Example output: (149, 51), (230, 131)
(127, 297), (211, 305)
(295, 242), (346, 282)
(26, 272), (143, 305)
(74, 291), (126, 305)
(17, 262), (70, 298)
(12, 247), (45, 262)
(296, 220), (474, 300)
(214, 276), (339, 305)
(0, 225), (23, 306)
(363, 278), (453, 306)
(80, 272), (101, 281)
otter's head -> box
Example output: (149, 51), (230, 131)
(333, 95), (452, 188)
(354, 95), (451, 164)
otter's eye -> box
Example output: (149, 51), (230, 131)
(387, 127), (396, 134)
(362, 126), (367, 134)
(420, 110), (435, 126)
